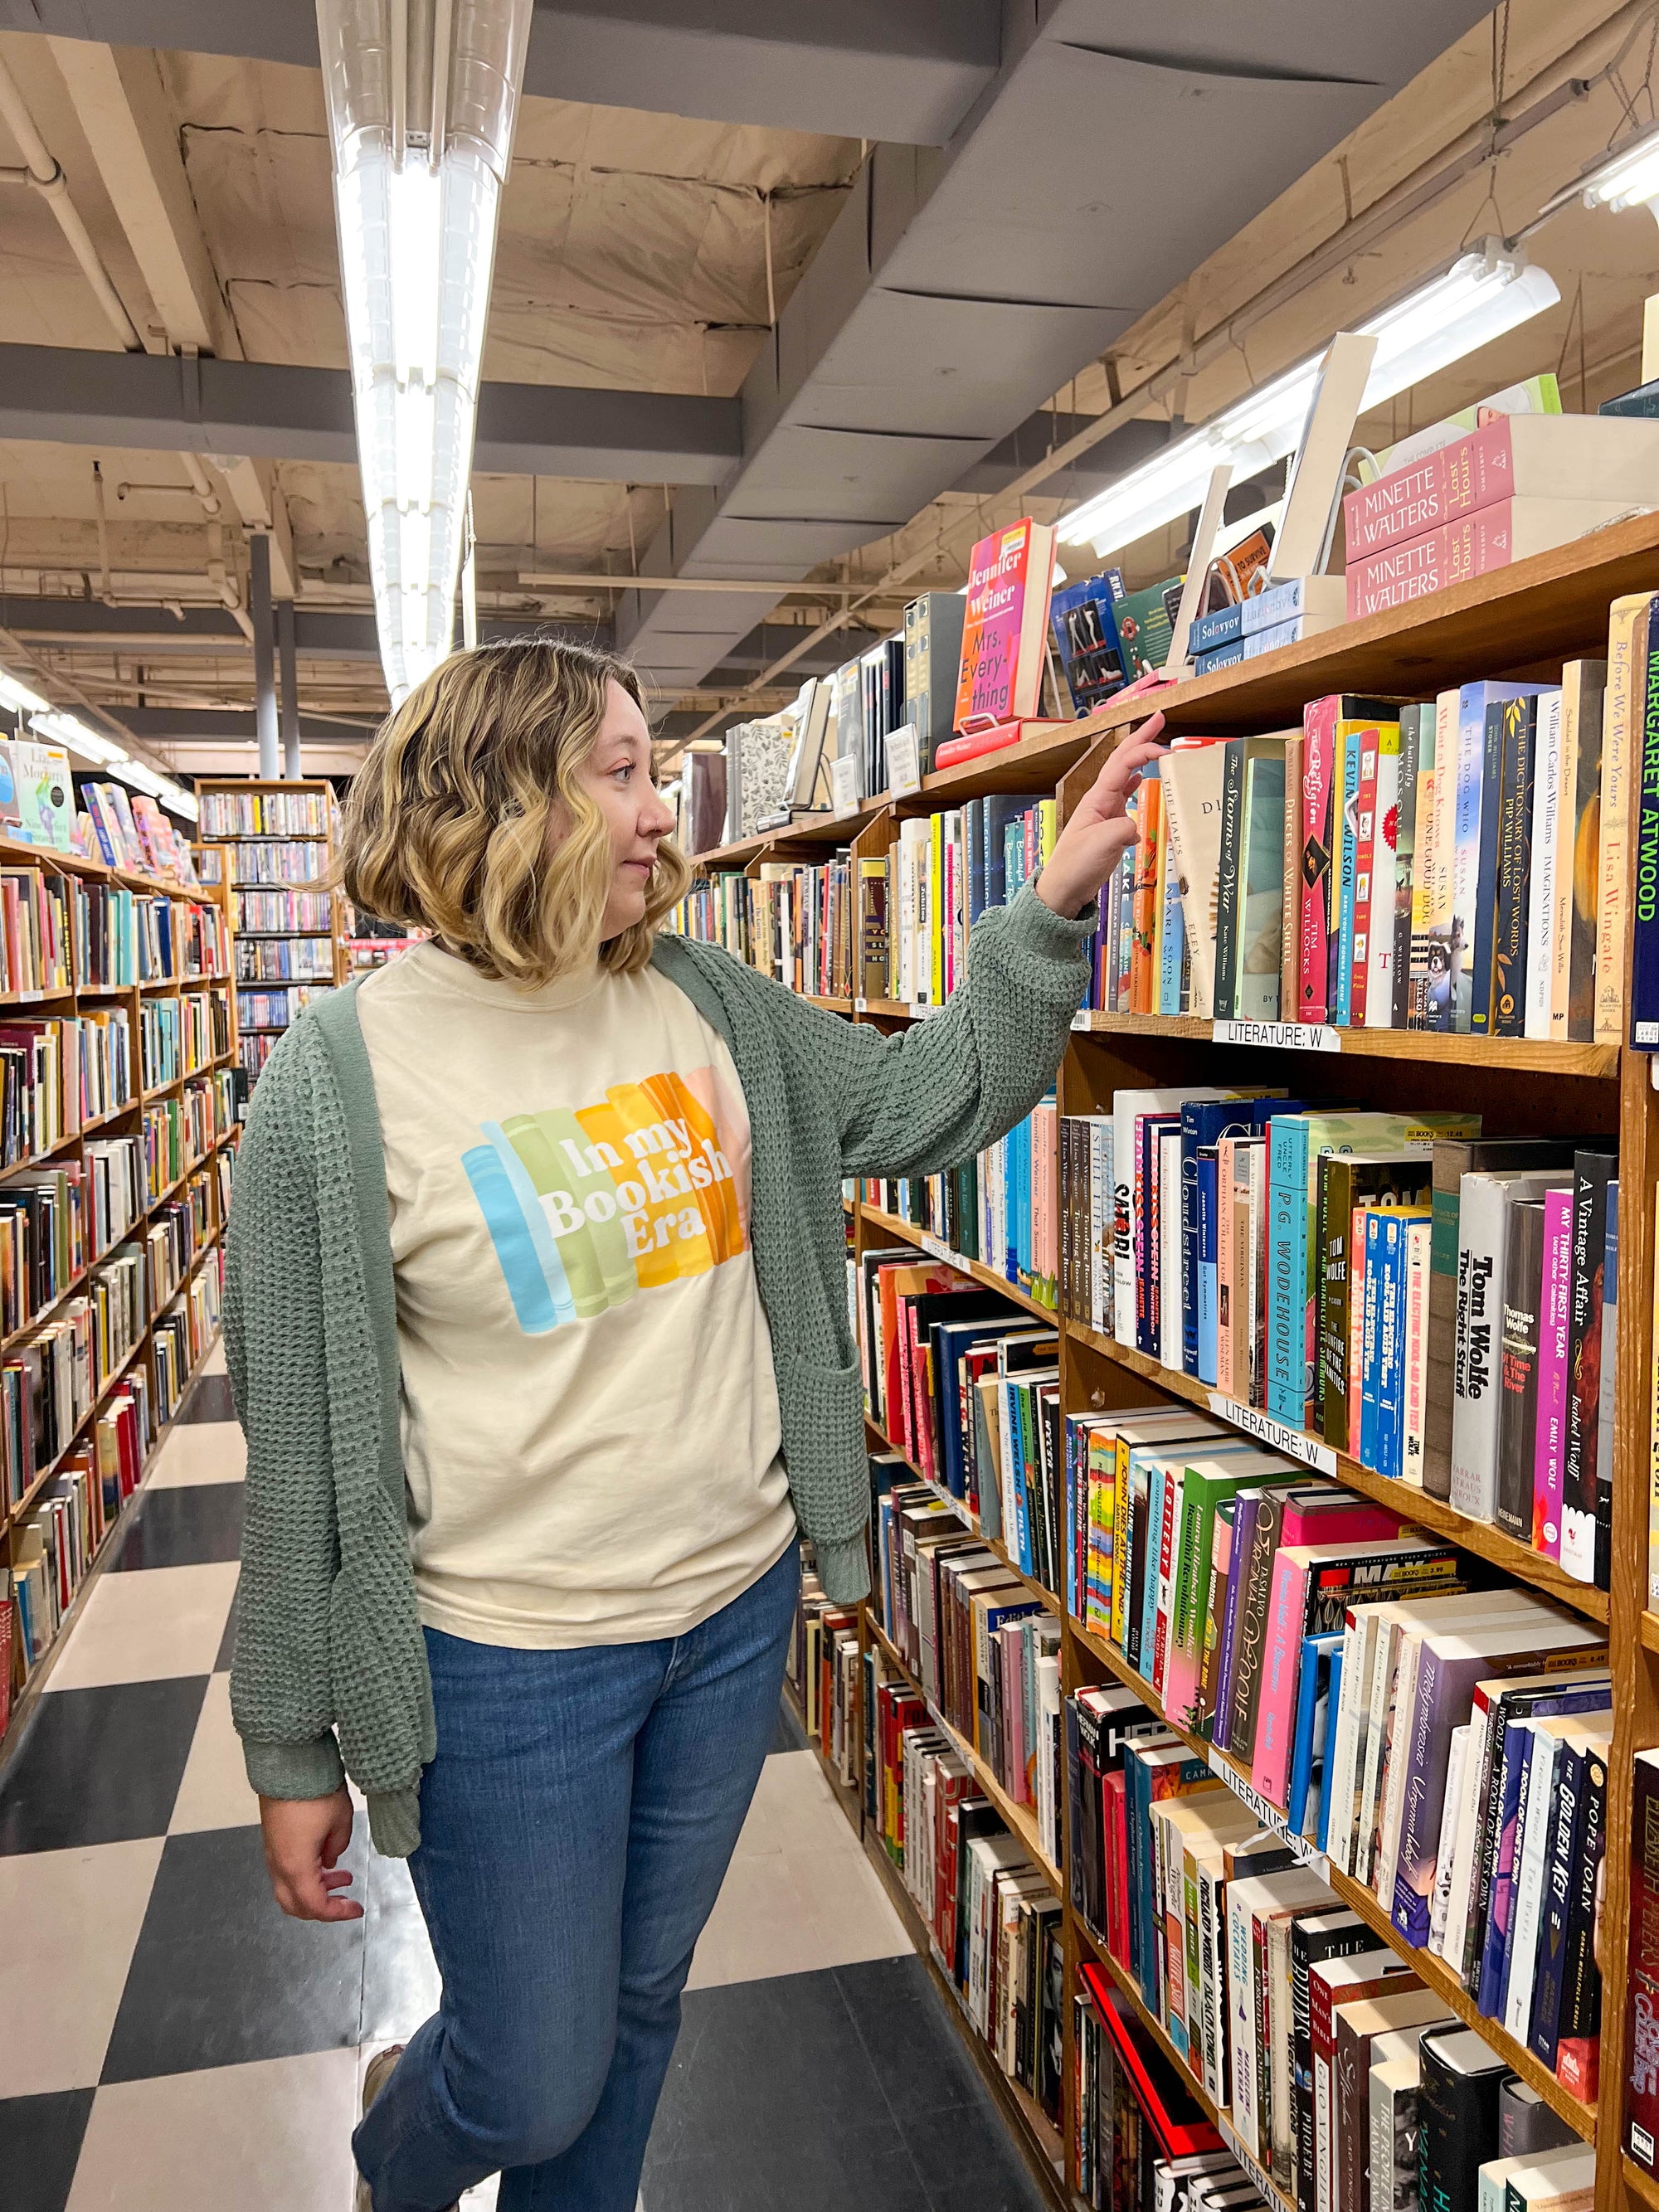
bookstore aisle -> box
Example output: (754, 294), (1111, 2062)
(0, 1359), (1051, 2212)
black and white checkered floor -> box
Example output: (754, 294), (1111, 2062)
(0, 1345), (1051, 2211)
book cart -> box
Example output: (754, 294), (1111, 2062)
(0, 834), (241, 1744)
(693, 505), (1659, 2212)
(194, 776), (349, 1085)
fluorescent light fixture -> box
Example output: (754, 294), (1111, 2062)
(158, 781), (199, 823)
(31, 711), (129, 765)
(0, 668), (49, 717)
(318, 0), (532, 702)
(1061, 242), (1560, 559)
(1580, 125), (1659, 214)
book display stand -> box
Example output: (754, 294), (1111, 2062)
(691, 507), (1659, 2210)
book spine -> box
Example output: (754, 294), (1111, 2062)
(1565, 667), (1607, 1041)
(1407, 706), (1438, 1028)
(1598, 596), (1652, 1042)
(1632, 630), (1659, 1047)
(1450, 1176), (1509, 1522)
(1528, 1738), (1587, 2065)
(1492, 699), (1536, 1035)
(1267, 1119), (1308, 1426)
(1554, 1743), (1606, 2102)
(1374, 1213), (1408, 1480)
(1370, 721), (1402, 1028)
(1214, 740), (1246, 1020)
(1532, 1188), (1574, 1558)
(1335, 725), (1365, 1026)
(1282, 735), (1304, 1025)
(1494, 1199), (1545, 1542)
(1562, 1155), (1613, 1583)
(1526, 692), (1564, 1040)
(1470, 699), (1510, 1034)
(1300, 699), (1336, 1023)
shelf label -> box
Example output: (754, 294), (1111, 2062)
(887, 723), (922, 798)
(1218, 2117), (1287, 2207)
(1212, 1018), (1340, 1053)
(854, 995), (868, 1013)
(1207, 1745), (1328, 1884)
(920, 1232), (955, 1265)
(830, 756), (860, 814)
(1207, 1392), (1336, 1475)
(908, 1000), (938, 1020)
(1070, 1010), (1091, 1030)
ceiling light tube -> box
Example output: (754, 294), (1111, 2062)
(1580, 124), (1659, 216)
(317, 0), (532, 702)
(31, 711), (129, 765)
(1062, 242), (1559, 560)
(0, 668), (50, 717)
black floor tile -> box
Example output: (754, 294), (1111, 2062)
(834, 1954), (987, 2123)
(100, 1822), (367, 2082)
(769, 1697), (806, 1754)
(900, 2099), (1054, 2211)
(109, 1481), (245, 1571)
(0, 2088), (95, 2212)
(177, 1374), (236, 1424)
(0, 1676), (207, 1854)
(649, 1965), (889, 2155)
(646, 2121), (932, 2212)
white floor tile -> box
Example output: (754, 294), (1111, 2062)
(201, 1339), (228, 1377)
(685, 1748), (907, 1991)
(68, 2048), (360, 2210)
(168, 1672), (261, 1833)
(0, 1838), (164, 2093)
(146, 1419), (246, 1489)
(46, 1562), (240, 1690)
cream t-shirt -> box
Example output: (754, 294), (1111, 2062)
(355, 941), (795, 1647)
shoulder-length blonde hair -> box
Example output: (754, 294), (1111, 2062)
(339, 638), (690, 988)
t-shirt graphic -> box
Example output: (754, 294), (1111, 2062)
(461, 1064), (752, 1333)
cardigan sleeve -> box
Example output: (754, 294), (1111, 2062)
(225, 1040), (348, 1801)
(791, 882), (1093, 1180)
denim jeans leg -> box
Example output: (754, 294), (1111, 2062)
(353, 1626), (659, 2212)
(352, 1542), (800, 2212)
(513, 1540), (800, 2211)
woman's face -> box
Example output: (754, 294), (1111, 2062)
(567, 677), (676, 941)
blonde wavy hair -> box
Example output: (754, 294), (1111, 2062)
(339, 638), (690, 988)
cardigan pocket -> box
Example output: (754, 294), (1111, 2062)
(776, 1350), (868, 1545)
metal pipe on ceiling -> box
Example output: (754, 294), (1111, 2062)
(0, 51), (142, 352)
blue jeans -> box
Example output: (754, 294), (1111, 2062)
(353, 1540), (800, 2212)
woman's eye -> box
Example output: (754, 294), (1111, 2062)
(612, 763), (633, 782)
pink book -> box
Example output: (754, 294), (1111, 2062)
(1531, 1184), (1575, 1558)
(1216, 1138), (1238, 1397)
(1345, 497), (1637, 618)
(1299, 696), (1337, 1023)
(1347, 1202), (1370, 1449)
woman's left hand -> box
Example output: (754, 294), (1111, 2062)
(1034, 713), (1170, 921)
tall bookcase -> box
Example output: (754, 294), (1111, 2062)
(0, 834), (241, 1739)
(195, 777), (348, 1084)
(694, 505), (1659, 2212)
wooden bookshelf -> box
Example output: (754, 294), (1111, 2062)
(0, 839), (238, 1733)
(194, 777), (347, 1087)
(682, 527), (1659, 2206)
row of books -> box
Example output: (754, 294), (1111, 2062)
(1094, 607), (1643, 1048)
(78, 782), (196, 884)
(672, 790), (1058, 1009)
(137, 992), (227, 1091)
(0, 1237), (151, 1514)
(1054, 1090), (1619, 1588)
(235, 985), (325, 1033)
(235, 936), (333, 982)
(199, 788), (330, 838)
(868, 1646), (1064, 2123)
(235, 890), (333, 933)
(859, 1102), (1059, 1309)
(68, 878), (228, 989)
(855, 1247), (1067, 1592)
(153, 1252), (221, 1423)
(1076, 1974), (1272, 2212)
(141, 1077), (231, 1203)
(237, 1031), (278, 1080)
(229, 839), (331, 887)
(7, 1375), (155, 1688)
(870, 1470), (1063, 1863)
(1072, 1675), (1600, 2199)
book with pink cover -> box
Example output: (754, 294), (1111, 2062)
(951, 518), (1058, 733)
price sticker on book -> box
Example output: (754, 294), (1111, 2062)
(829, 755), (860, 814)
(1211, 1018), (1340, 1053)
(1206, 1393), (1335, 1476)
(887, 723), (922, 798)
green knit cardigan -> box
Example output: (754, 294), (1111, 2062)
(225, 883), (1092, 1854)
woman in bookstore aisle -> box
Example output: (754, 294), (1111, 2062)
(224, 635), (1166, 2212)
